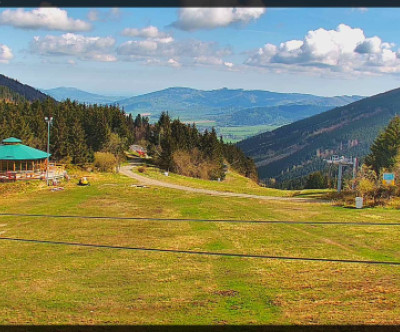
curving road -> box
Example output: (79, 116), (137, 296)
(120, 165), (320, 202)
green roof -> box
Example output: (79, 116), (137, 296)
(2, 137), (22, 144)
(0, 138), (49, 161)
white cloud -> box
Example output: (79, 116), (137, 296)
(172, 8), (265, 31)
(118, 37), (231, 68)
(355, 37), (382, 54)
(0, 8), (91, 32)
(31, 33), (116, 62)
(118, 24), (231, 68)
(122, 26), (174, 43)
(0, 44), (13, 63)
(194, 55), (224, 66)
(167, 58), (181, 68)
(245, 24), (400, 76)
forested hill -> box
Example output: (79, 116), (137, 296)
(44, 87), (125, 104)
(116, 87), (363, 118)
(0, 74), (50, 102)
(0, 86), (27, 104)
(238, 87), (400, 185)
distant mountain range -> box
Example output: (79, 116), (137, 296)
(41, 86), (363, 134)
(238, 87), (400, 184)
(115, 87), (362, 121)
(43, 87), (126, 105)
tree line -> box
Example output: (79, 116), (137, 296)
(277, 115), (400, 193)
(137, 112), (258, 181)
(0, 98), (257, 181)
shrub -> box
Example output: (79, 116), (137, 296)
(171, 149), (225, 180)
(93, 152), (117, 172)
(357, 178), (375, 198)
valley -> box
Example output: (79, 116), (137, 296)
(239, 87), (400, 185)
(43, 86), (363, 142)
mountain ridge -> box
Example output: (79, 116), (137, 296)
(43, 87), (127, 104)
(237, 86), (400, 184)
(0, 74), (50, 102)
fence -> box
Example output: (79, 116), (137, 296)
(0, 164), (65, 182)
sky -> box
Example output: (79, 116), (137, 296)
(1, 7), (400, 97)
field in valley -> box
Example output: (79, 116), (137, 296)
(1, 170), (400, 324)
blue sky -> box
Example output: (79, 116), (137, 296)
(1, 7), (400, 97)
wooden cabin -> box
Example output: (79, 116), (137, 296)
(0, 137), (63, 182)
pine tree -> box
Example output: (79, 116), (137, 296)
(68, 116), (89, 164)
(51, 110), (69, 161)
(365, 116), (400, 174)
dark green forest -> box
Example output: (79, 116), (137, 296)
(0, 97), (257, 181)
(0, 74), (49, 102)
(238, 87), (400, 188)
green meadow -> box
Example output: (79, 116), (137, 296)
(1, 171), (400, 324)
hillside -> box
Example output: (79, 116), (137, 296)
(218, 104), (333, 126)
(0, 74), (49, 102)
(43, 87), (126, 104)
(0, 85), (27, 103)
(238, 87), (400, 184)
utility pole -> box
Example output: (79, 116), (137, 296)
(45, 116), (53, 186)
(337, 163), (343, 192)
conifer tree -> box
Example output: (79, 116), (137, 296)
(68, 116), (89, 164)
(365, 116), (400, 174)
(51, 110), (69, 161)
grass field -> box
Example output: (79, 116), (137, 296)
(193, 124), (280, 143)
(132, 166), (330, 199)
(215, 124), (281, 143)
(1, 171), (400, 324)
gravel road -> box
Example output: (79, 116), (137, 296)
(120, 165), (318, 202)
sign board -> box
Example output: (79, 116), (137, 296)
(383, 173), (395, 186)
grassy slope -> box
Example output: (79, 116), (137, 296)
(131, 166), (331, 198)
(1, 172), (400, 324)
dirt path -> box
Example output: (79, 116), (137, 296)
(120, 165), (319, 202)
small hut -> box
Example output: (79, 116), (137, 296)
(0, 137), (54, 181)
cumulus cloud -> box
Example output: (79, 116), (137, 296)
(118, 36), (231, 68)
(31, 33), (116, 62)
(172, 8), (265, 31)
(0, 44), (13, 63)
(118, 24), (232, 68)
(121, 26), (174, 43)
(245, 24), (400, 76)
(355, 37), (383, 54)
(0, 8), (91, 32)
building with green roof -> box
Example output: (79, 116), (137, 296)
(0, 137), (50, 181)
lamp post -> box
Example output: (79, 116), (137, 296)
(45, 116), (53, 186)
